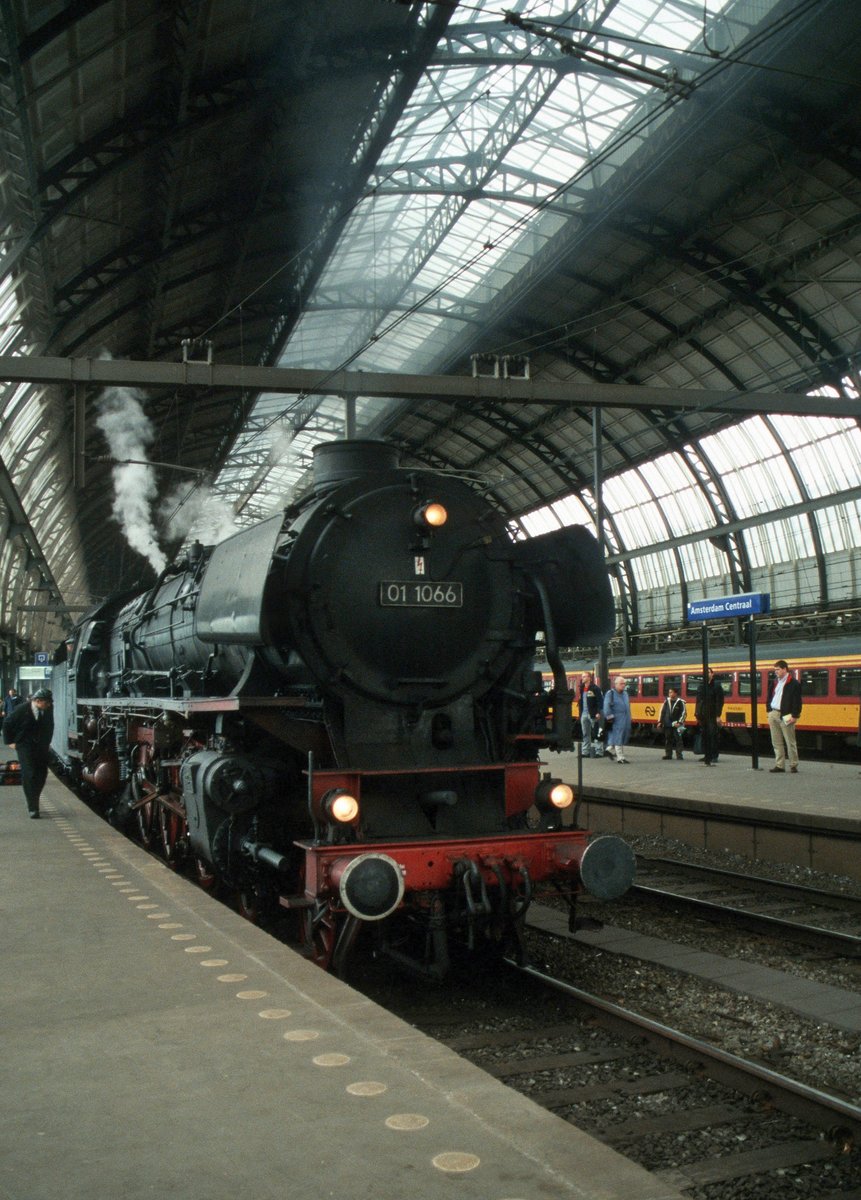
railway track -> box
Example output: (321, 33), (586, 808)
(632, 856), (861, 956)
(368, 959), (861, 1199)
(76, 767), (861, 1194)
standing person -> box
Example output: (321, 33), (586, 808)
(695, 669), (724, 766)
(3, 686), (19, 717)
(578, 671), (604, 758)
(603, 675), (632, 763)
(2, 687), (54, 818)
(660, 686), (687, 760)
(767, 659), (803, 773)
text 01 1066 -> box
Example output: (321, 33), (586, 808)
(379, 581), (463, 608)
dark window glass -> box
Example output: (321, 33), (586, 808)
(664, 674), (682, 694)
(626, 677), (639, 696)
(738, 672), (762, 698)
(800, 669), (829, 697)
(641, 675), (660, 697)
(685, 673), (703, 697)
(836, 668), (861, 697)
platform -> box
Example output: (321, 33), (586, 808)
(554, 749), (861, 882)
(0, 773), (684, 1200)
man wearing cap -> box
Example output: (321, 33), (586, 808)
(2, 688), (54, 818)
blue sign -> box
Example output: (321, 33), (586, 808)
(687, 592), (771, 622)
(34, 651), (49, 665)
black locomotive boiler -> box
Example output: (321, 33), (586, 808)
(52, 439), (634, 975)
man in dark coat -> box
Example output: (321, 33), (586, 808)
(578, 671), (605, 758)
(766, 659), (803, 773)
(660, 686), (687, 760)
(2, 687), (54, 818)
(694, 669), (724, 767)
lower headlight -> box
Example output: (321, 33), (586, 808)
(322, 788), (359, 824)
(535, 779), (574, 810)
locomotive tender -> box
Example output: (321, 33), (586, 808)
(52, 439), (634, 975)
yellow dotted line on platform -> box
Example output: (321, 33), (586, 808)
(54, 822), (521, 1188)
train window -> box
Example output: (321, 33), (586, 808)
(685, 673), (703, 696)
(800, 669), (829, 697)
(664, 674), (682, 694)
(836, 667), (861, 697)
(737, 672), (762, 698)
(626, 677), (640, 696)
(641, 675), (660, 697)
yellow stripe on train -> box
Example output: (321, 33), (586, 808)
(629, 700), (859, 734)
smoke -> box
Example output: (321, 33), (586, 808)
(266, 422), (298, 512)
(159, 481), (237, 545)
(268, 422), (295, 469)
(95, 384), (166, 575)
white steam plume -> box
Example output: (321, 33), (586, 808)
(95, 384), (166, 574)
(268, 422), (295, 468)
(159, 481), (238, 546)
(266, 422), (298, 512)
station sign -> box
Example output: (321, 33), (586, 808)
(33, 651), (49, 665)
(19, 666), (51, 680)
(687, 592), (771, 622)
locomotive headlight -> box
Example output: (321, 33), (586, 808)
(322, 788), (360, 824)
(534, 779), (574, 810)
(415, 501), (448, 529)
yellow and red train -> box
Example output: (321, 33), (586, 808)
(556, 637), (861, 756)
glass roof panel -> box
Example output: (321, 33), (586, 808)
(213, 0), (748, 517)
(818, 500), (861, 555)
(699, 418), (803, 520)
(768, 415), (861, 496)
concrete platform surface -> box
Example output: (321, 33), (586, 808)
(0, 775), (684, 1200)
(557, 749), (861, 831)
(551, 750), (861, 881)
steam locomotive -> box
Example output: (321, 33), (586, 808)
(51, 439), (634, 976)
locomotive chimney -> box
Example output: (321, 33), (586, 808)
(312, 439), (399, 490)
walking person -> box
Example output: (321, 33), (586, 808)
(603, 675), (632, 763)
(695, 669), (724, 766)
(767, 659), (803, 773)
(2, 687), (54, 818)
(3, 686), (19, 717)
(578, 671), (604, 758)
(660, 686), (686, 760)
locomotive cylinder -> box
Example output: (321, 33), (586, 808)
(81, 754), (121, 793)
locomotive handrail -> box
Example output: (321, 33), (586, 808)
(530, 574), (574, 750)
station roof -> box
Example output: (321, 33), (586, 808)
(0, 0), (860, 656)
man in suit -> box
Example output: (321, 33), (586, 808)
(3, 687), (54, 818)
(767, 659), (803, 773)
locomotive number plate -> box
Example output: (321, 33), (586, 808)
(379, 581), (463, 608)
